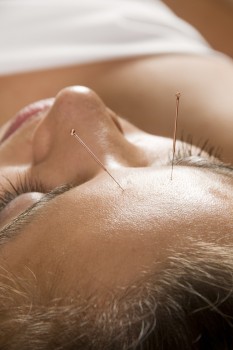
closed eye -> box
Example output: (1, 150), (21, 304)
(0, 184), (73, 245)
(0, 173), (46, 214)
(170, 154), (233, 178)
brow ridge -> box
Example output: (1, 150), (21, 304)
(0, 184), (72, 245)
(1, 158), (232, 245)
(173, 156), (233, 178)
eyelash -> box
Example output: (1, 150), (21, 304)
(176, 134), (222, 160)
(0, 174), (46, 213)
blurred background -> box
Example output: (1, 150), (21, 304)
(162, 0), (233, 58)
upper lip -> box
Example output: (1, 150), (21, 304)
(0, 98), (54, 144)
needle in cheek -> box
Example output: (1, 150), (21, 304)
(70, 129), (124, 191)
(171, 92), (181, 181)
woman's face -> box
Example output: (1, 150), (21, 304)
(0, 86), (232, 298)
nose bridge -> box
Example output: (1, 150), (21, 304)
(31, 86), (111, 185)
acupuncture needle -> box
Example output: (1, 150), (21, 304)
(70, 129), (124, 191)
(171, 92), (181, 180)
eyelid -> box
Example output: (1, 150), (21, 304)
(0, 193), (43, 230)
(0, 184), (73, 245)
(172, 155), (218, 168)
(0, 173), (46, 214)
(171, 155), (233, 179)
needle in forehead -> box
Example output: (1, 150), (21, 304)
(171, 92), (181, 180)
(70, 129), (124, 191)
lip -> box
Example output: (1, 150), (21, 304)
(0, 98), (54, 144)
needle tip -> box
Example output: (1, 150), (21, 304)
(119, 185), (125, 192)
(175, 92), (181, 99)
(71, 129), (76, 136)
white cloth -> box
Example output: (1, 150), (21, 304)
(0, 0), (217, 75)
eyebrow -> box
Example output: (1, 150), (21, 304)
(172, 155), (233, 178)
(0, 184), (72, 245)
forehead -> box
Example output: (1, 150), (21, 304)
(1, 166), (232, 296)
(15, 165), (232, 236)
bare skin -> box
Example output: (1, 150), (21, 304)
(1, 54), (233, 164)
(0, 1), (233, 297)
(0, 86), (232, 297)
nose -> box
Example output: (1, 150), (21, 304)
(31, 86), (127, 187)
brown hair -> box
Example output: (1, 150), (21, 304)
(0, 238), (233, 350)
